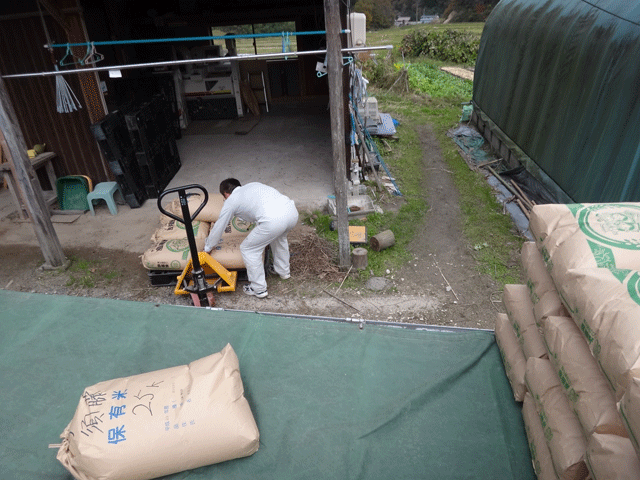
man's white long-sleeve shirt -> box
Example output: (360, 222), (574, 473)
(204, 182), (295, 253)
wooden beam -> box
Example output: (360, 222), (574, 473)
(324, 0), (350, 269)
(0, 74), (66, 268)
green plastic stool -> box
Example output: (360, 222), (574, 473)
(87, 182), (124, 215)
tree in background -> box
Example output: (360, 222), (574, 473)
(379, 0), (498, 22)
(443, 0), (498, 21)
(353, 0), (395, 29)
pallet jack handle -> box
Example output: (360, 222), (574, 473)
(158, 185), (214, 306)
(157, 184), (208, 269)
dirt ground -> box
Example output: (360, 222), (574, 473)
(0, 125), (520, 330)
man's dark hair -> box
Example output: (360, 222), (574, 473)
(220, 178), (241, 196)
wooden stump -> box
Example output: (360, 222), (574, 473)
(370, 230), (395, 252)
(352, 247), (368, 270)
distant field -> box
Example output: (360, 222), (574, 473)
(209, 23), (485, 56)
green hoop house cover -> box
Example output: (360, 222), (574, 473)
(474, 0), (640, 203)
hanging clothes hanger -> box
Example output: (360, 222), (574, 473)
(81, 42), (104, 65)
(59, 44), (80, 66)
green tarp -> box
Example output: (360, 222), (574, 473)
(0, 290), (534, 479)
(474, 0), (640, 203)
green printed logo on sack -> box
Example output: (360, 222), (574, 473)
(166, 239), (192, 260)
(571, 203), (640, 250)
(231, 217), (254, 233)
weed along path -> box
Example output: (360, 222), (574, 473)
(0, 127), (511, 330)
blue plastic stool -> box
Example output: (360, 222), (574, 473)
(87, 182), (124, 215)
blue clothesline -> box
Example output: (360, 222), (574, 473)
(46, 30), (348, 49)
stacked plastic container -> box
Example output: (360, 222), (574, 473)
(496, 203), (640, 480)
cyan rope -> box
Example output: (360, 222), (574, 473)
(47, 30), (346, 48)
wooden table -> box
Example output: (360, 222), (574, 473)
(0, 152), (58, 219)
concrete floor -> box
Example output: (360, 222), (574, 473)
(0, 97), (334, 254)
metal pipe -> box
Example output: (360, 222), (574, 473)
(44, 30), (351, 48)
(2, 45), (393, 79)
(200, 305), (494, 334)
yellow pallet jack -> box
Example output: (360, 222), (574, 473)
(157, 185), (236, 307)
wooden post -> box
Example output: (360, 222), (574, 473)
(324, 0), (351, 269)
(0, 74), (66, 268)
(352, 247), (368, 270)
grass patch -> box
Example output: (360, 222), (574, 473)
(370, 72), (523, 285)
(63, 256), (123, 289)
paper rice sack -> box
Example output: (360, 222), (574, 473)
(57, 344), (259, 480)
(520, 242), (569, 327)
(205, 217), (255, 270)
(220, 216), (255, 237)
(210, 234), (246, 269)
(503, 284), (547, 360)
(151, 219), (211, 243)
(141, 237), (206, 271)
(522, 393), (558, 480)
(585, 433), (640, 480)
(619, 374), (640, 458)
(525, 357), (588, 480)
(529, 203), (640, 274)
(167, 193), (225, 223)
(495, 313), (527, 402)
(543, 316), (626, 438)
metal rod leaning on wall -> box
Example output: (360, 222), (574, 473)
(1, 46), (393, 79)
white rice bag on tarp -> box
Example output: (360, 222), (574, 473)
(520, 242), (569, 327)
(503, 284), (547, 359)
(521, 392), (559, 480)
(495, 313), (527, 402)
(585, 432), (640, 480)
(543, 316), (627, 437)
(525, 357), (588, 480)
(56, 344), (259, 480)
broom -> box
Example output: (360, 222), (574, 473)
(38, 0), (82, 113)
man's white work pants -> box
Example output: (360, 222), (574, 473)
(240, 203), (298, 293)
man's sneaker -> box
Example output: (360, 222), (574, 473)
(243, 284), (268, 298)
(280, 273), (291, 280)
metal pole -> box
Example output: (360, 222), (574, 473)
(2, 46), (392, 79)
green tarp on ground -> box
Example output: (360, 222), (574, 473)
(0, 290), (534, 479)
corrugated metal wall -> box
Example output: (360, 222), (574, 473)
(0, 11), (110, 189)
(473, 0), (640, 203)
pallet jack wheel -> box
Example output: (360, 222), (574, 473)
(190, 291), (216, 307)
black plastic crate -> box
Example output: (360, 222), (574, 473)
(91, 111), (134, 162)
(92, 112), (148, 208)
(134, 137), (181, 198)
